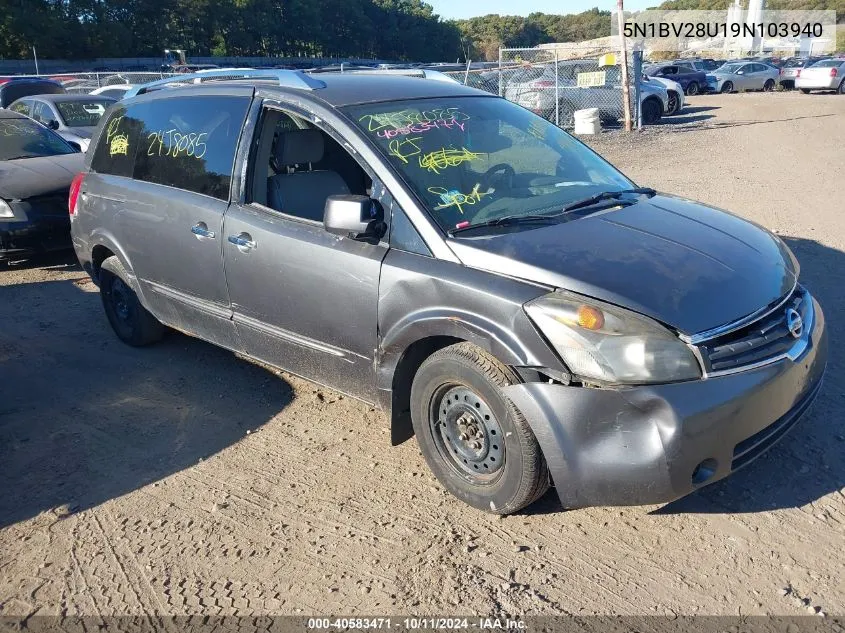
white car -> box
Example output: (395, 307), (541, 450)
(795, 59), (845, 94)
(643, 75), (685, 115)
(90, 84), (135, 100)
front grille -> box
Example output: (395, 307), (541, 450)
(731, 377), (822, 471)
(699, 286), (808, 374)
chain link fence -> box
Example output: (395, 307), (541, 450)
(34, 72), (174, 94)
(445, 47), (651, 131)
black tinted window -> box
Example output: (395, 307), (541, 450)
(132, 96), (249, 200)
(90, 104), (145, 178)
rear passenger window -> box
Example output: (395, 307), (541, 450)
(132, 96), (249, 200)
(90, 104), (145, 178)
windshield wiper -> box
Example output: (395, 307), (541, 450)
(560, 187), (656, 214)
(448, 214), (558, 236)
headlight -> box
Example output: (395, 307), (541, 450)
(0, 199), (14, 218)
(525, 291), (701, 385)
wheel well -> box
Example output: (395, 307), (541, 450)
(389, 335), (462, 446)
(91, 245), (115, 283)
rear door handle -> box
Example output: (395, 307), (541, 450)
(191, 222), (216, 239)
(228, 233), (256, 250)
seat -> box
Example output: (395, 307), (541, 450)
(268, 129), (349, 222)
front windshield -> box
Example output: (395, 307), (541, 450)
(344, 97), (633, 232)
(0, 117), (75, 160)
(718, 63), (743, 74)
(56, 99), (111, 127)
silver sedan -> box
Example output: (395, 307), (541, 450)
(705, 61), (779, 93)
(795, 59), (845, 94)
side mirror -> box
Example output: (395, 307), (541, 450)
(67, 141), (82, 152)
(736, 70), (744, 75)
(324, 195), (386, 243)
(48, 119), (60, 130)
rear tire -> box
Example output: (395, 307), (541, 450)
(99, 255), (165, 347)
(641, 97), (662, 124)
(838, 80), (845, 95)
(410, 342), (550, 514)
(721, 81), (734, 93)
(763, 79), (775, 92)
(685, 81), (699, 96)
(800, 88), (811, 94)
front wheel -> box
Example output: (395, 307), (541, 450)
(641, 97), (662, 124)
(838, 80), (845, 94)
(410, 343), (550, 514)
(685, 81), (699, 96)
(666, 91), (680, 115)
(721, 81), (734, 93)
(763, 79), (775, 92)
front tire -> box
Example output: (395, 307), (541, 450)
(721, 81), (734, 93)
(641, 97), (662, 124)
(666, 90), (680, 115)
(685, 81), (699, 96)
(99, 255), (165, 347)
(763, 79), (775, 92)
(410, 343), (550, 514)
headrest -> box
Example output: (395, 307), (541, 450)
(274, 129), (324, 165)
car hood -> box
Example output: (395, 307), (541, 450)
(448, 194), (797, 336)
(0, 153), (84, 199)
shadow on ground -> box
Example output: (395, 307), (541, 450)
(0, 254), (293, 528)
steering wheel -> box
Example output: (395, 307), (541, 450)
(480, 163), (515, 192)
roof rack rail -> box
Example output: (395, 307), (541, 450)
(126, 69), (326, 98)
(311, 67), (459, 84)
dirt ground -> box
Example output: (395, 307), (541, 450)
(1, 91), (843, 618)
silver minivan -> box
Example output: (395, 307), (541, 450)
(71, 70), (827, 514)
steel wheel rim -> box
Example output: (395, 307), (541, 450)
(110, 277), (133, 324)
(429, 385), (505, 483)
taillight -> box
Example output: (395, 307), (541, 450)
(830, 68), (838, 77)
(796, 69), (801, 78)
(68, 172), (85, 216)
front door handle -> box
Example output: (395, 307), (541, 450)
(228, 233), (256, 250)
(191, 222), (216, 239)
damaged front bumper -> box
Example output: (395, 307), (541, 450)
(504, 299), (828, 509)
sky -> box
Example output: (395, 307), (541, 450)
(425, 0), (655, 20)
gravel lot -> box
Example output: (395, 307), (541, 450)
(1, 91), (843, 618)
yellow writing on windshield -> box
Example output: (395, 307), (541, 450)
(388, 136), (423, 164)
(419, 147), (484, 174)
(428, 183), (492, 214)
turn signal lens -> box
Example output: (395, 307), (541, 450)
(577, 305), (605, 330)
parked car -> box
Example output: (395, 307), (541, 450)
(8, 94), (115, 151)
(673, 58), (721, 72)
(642, 74), (685, 115)
(706, 61), (779, 93)
(505, 61), (668, 126)
(90, 84), (136, 100)
(643, 64), (708, 95)
(778, 57), (825, 90)
(795, 58), (845, 94)
(0, 78), (65, 108)
(0, 109), (84, 262)
(71, 70), (827, 514)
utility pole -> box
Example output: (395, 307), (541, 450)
(616, 0), (632, 132)
(33, 46), (39, 75)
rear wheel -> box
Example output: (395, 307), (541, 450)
(800, 88), (811, 94)
(721, 81), (734, 93)
(410, 342), (549, 514)
(641, 97), (662, 124)
(763, 79), (775, 92)
(685, 81), (699, 96)
(838, 80), (845, 95)
(99, 255), (165, 346)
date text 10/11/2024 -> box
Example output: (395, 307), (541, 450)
(307, 618), (527, 630)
